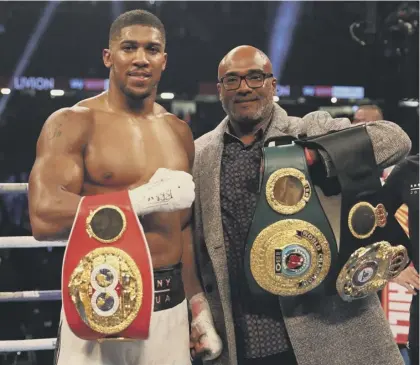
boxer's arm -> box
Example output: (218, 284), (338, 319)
(170, 116), (223, 360)
(167, 113), (203, 297)
(28, 108), (89, 241)
(181, 215), (203, 298)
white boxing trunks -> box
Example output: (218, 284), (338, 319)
(55, 264), (191, 365)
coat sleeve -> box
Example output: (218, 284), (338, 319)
(287, 111), (412, 176)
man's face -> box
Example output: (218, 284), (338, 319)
(353, 108), (381, 124)
(217, 57), (276, 124)
(103, 25), (167, 100)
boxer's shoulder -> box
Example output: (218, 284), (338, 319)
(163, 112), (189, 132)
(43, 106), (93, 136)
(163, 113), (194, 165)
(153, 102), (167, 115)
(37, 106), (94, 153)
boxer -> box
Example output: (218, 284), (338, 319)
(28, 9), (221, 365)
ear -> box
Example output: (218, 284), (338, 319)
(217, 82), (223, 101)
(161, 52), (168, 71)
(271, 77), (277, 91)
(103, 49), (112, 69)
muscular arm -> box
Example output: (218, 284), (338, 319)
(181, 213), (204, 299)
(28, 108), (90, 241)
(168, 114), (203, 298)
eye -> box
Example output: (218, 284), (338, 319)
(247, 73), (263, 81)
(148, 46), (160, 54)
(225, 76), (239, 84)
(123, 45), (135, 52)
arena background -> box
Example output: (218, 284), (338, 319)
(0, 1), (418, 364)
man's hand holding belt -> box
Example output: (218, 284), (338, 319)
(189, 292), (223, 361)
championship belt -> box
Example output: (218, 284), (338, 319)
(244, 139), (337, 297)
(295, 125), (409, 301)
(62, 191), (154, 340)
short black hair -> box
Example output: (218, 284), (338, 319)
(109, 10), (166, 46)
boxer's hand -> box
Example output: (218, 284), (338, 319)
(189, 292), (223, 361)
(128, 168), (195, 215)
(391, 266), (419, 295)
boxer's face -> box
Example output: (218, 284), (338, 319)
(217, 53), (276, 125)
(103, 25), (167, 100)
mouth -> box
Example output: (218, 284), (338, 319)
(127, 72), (152, 82)
(234, 98), (259, 104)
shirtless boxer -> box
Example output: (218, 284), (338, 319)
(28, 9), (221, 365)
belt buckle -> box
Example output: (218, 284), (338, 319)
(336, 242), (393, 301)
(250, 219), (331, 296)
(68, 247), (143, 336)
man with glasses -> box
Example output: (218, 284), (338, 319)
(190, 45), (411, 365)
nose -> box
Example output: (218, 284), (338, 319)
(236, 78), (252, 94)
(132, 48), (150, 67)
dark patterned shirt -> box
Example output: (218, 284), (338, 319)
(220, 125), (291, 359)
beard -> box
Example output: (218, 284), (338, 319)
(120, 82), (155, 101)
(221, 97), (274, 124)
(112, 66), (157, 101)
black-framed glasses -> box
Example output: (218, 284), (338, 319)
(219, 72), (274, 91)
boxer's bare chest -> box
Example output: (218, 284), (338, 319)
(83, 112), (189, 192)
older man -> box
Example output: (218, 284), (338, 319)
(191, 45), (411, 365)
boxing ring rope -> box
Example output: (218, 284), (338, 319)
(0, 290), (61, 302)
(0, 338), (56, 352)
(0, 182), (61, 352)
(0, 236), (66, 249)
(0, 183), (28, 193)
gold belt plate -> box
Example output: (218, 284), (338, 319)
(68, 247), (143, 334)
(266, 168), (311, 215)
(250, 219), (331, 296)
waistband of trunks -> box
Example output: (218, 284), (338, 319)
(153, 262), (185, 312)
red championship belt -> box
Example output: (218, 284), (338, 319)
(62, 191), (154, 341)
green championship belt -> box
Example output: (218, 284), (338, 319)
(244, 140), (338, 297)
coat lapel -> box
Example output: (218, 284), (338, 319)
(265, 104), (289, 141)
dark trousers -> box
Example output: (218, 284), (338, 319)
(241, 351), (298, 365)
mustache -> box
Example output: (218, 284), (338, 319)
(233, 97), (260, 103)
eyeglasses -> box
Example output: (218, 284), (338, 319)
(219, 72), (274, 91)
